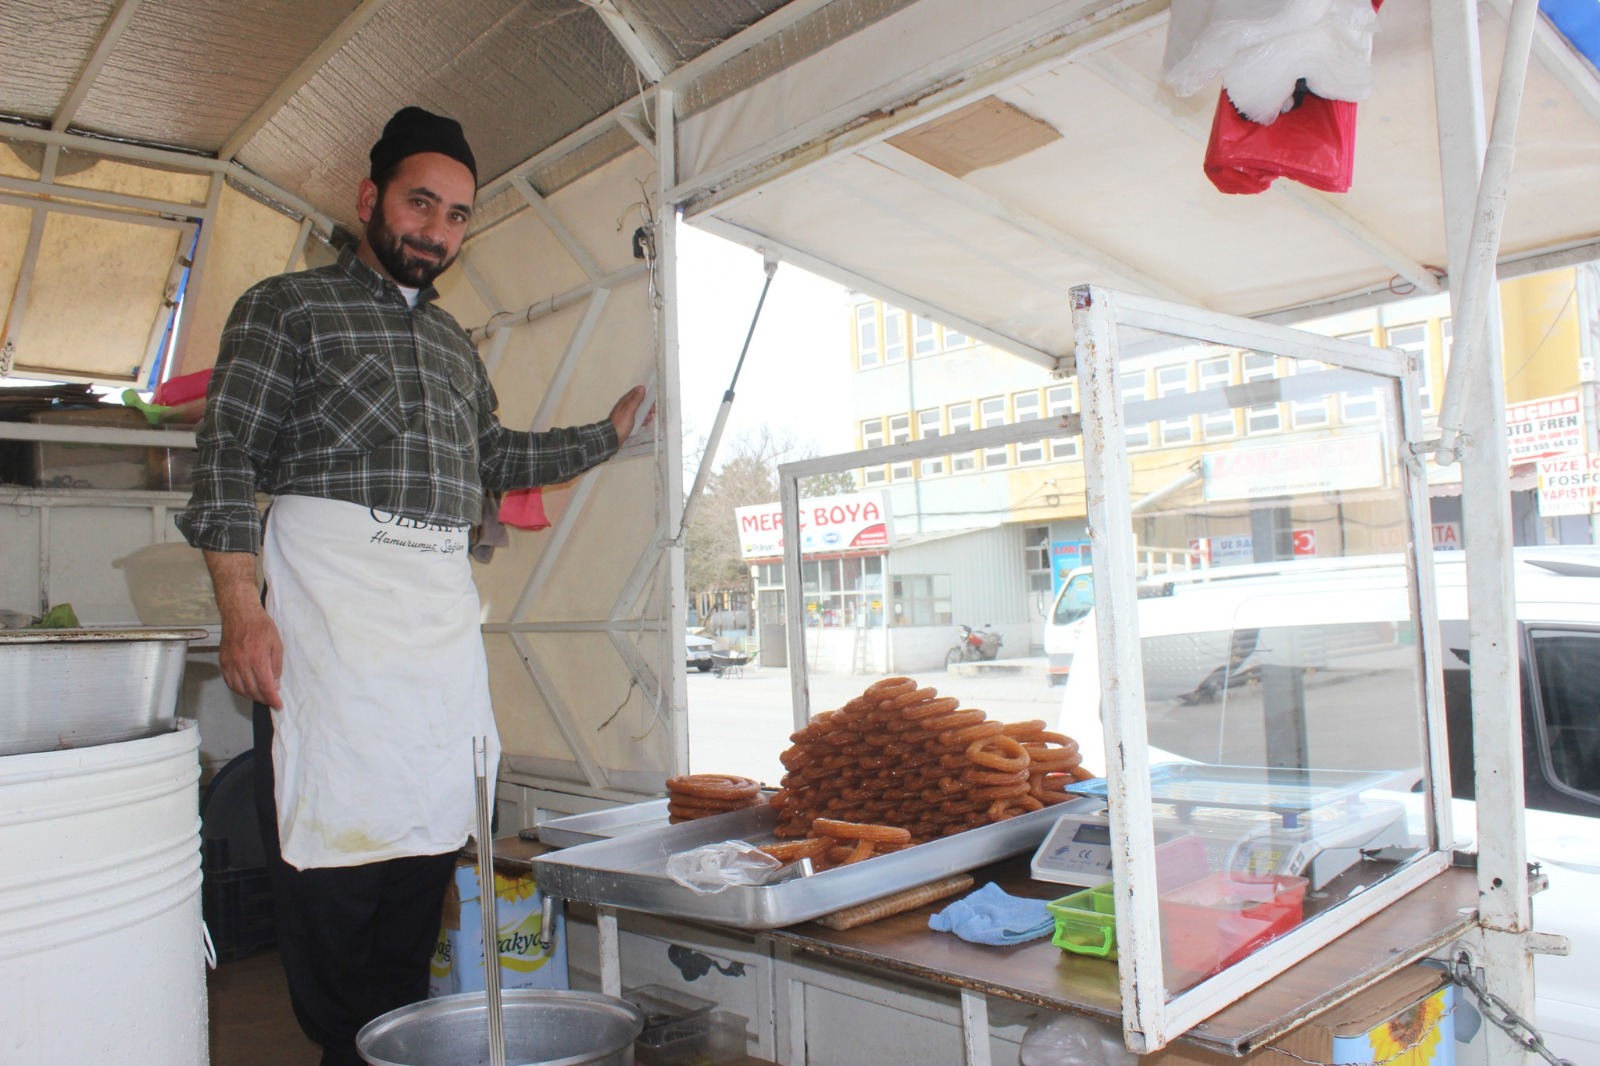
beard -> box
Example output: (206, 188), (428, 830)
(366, 200), (457, 288)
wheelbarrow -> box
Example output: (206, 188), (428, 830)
(710, 651), (751, 678)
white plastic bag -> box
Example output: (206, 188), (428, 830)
(1161, 0), (1379, 123)
(1020, 1013), (1138, 1066)
(664, 840), (785, 894)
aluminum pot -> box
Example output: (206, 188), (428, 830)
(0, 628), (206, 756)
(357, 989), (644, 1066)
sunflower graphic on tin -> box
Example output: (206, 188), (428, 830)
(1366, 987), (1449, 1066)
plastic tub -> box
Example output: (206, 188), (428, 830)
(1160, 872), (1308, 980)
(634, 1010), (749, 1066)
(1048, 883), (1117, 959)
(624, 983), (716, 1034)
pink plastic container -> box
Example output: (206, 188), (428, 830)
(1160, 872), (1308, 981)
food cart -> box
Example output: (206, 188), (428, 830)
(1, 0), (1596, 1062)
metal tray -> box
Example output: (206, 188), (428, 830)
(532, 799), (675, 848)
(530, 802), (1060, 930)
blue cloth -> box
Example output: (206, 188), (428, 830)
(928, 882), (1054, 945)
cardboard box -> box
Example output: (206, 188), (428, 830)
(1147, 965), (1454, 1066)
(429, 852), (568, 997)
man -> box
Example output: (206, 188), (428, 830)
(179, 107), (650, 1064)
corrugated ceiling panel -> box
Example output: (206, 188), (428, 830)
(626, 0), (785, 67)
(0, 0), (112, 125)
(73, 0), (366, 150)
(238, 0), (636, 228)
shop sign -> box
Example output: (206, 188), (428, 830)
(1209, 535), (1254, 565)
(1433, 522), (1463, 551)
(1537, 453), (1600, 516)
(1201, 436), (1383, 502)
(1052, 540), (1089, 591)
(1506, 393), (1583, 462)
(734, 491), (891, 559)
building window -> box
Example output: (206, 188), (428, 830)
(1291, 360), (1330, 428)
(1047, 381), (1079, 460)
(944, 327), (969, 349)
(1156, 363), (1193, 445)
(981, 395), (1010, 467)
(1014, 390), (1044, 463)
(891, 573), (952, 626)
(1337, 332), (1380, 422)
(1242, 353), (1282, 434)
(1120, 369), (1150, 449)
(861, 417), (886, 484)
(949, 402), (977, 473)
(804, 555), (885, 628)
(913, 315), (938, 356)
(1388, 323), (1431, 414)
(1198, 355), (1236, 439)
(884, 309), (907, 363)
(918, 408), (945, 477)
(856, 304), (879, 368)
(888, 412), (913, 480)
(1024, 525), (1052, 593)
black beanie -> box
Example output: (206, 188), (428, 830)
(369, 106), (478, 184)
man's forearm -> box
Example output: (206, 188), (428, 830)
(204, 550), (263, 620)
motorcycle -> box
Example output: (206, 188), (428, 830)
(945, 623), (1002, 666)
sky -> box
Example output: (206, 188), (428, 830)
(674, 225), (856, 468)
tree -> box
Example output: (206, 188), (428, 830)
(682, 426), (832, 625)
(800, 469), (855, 499)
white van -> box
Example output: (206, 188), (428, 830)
(1044, 566), (1095, 686)
(1055, 548), (1600, 1062)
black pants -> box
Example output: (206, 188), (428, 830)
(254, 704), (458, 1066)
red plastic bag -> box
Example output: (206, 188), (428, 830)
(152, 367), (212, 406)
(499, 487), (550, 531)
(1203, 83), (1358, 195)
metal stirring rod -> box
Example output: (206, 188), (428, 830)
(474, 736), (506, 1066)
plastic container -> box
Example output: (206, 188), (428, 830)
(113, 542), (225, 625)
(633, 1010), (748, 1066)
(624, 983), (716, 1034)
(1048, 883), (1118, 959)
(1160, 872), (1308, 979)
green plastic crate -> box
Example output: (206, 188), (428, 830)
(1047, 883), (1117, 959)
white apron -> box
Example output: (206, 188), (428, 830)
(262, 495), (498, 870)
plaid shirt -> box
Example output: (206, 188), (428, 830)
(178, 249), (618, 553)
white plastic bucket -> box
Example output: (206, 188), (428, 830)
(0, 720), (207, 1064)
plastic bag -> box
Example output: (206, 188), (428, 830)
(665, 840), (785, 894)
(1203, 82), (1358, 194)
(1019, 1013), (1137, 1066)
(1162, 0), (1379, 123)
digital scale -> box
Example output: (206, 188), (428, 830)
(1032, 766), (1414, 891)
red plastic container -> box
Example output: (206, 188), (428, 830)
(1159, 873), (1308, 981)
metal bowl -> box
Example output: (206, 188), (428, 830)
(0, 628), (207, 756)
(357, 989), (644, 1066)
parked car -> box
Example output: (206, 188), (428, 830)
(685, 632), (716, 672)
(1054, 548), (1600, 1062)
(1044, 566), (1094, 686)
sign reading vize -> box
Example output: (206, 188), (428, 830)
(735, 492), (891, 559)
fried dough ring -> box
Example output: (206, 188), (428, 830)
(920, 710), (986, 733)
(939, 720), (1005, 748)
(667, 774), (762, 801)
(967, 734), (1028, 773)
(1001, 719), (1048, 738)
(961, 767), (1030, 787)
(864, 676), (917, 699)
(812, 818), (912, 844)
(759, 838), (832, 862)
(901, 696), (961, 720)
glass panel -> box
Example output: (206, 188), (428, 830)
(884, 309), (907, 363)
(1528, 629), (1600, 803)
(855, 303), (878, 367)
(918, 408), (945, 476)
(1048, 382), (1080, 460)
(949, 401), (977, 473)
(981, 395), (1009, 467)
(913, 315), (938, 355)
(1069, 337), (1431, 1002)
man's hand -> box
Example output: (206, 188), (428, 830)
(204, 550), (283, 709)
(609, 385), (655, 445)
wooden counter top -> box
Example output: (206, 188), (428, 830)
(765, 858), (1480, 1056)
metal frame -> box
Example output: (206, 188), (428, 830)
(474, 93), (684, 792)
(1073, 285), (1452, 1051)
